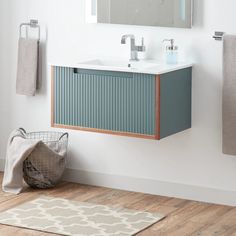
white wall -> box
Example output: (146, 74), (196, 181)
(0, 1), (12, 156)
(1, 0), (236, 205)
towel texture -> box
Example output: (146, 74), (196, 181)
(223, 35), (236, 155)
(2, 129), (67, 194)
(2, 129), (40, 194)
(16, 38), (39, 96)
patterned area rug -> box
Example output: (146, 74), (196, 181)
(0, 196), (165, 236)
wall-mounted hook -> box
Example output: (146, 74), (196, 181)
(213, 31), (224, 41)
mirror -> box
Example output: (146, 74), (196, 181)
(86, 0), (193, 28)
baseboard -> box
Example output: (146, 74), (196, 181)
(63, 168), (236, 207)
(0, 158), (235, 206)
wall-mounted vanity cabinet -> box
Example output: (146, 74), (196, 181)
(51, 62), (192, 140)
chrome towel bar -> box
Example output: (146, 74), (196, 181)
(19, 19), (40, 42)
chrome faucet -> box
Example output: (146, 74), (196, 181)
(121, 34), (146, 61)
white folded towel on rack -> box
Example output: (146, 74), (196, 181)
(16, 38), (39, 96)
(223, 35), (236, 155)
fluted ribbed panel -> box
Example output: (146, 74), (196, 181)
(54, 67), (156, 135)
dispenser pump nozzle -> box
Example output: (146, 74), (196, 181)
(163, 39), (178, 50)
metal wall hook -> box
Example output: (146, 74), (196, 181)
(213, 31), (224, 41)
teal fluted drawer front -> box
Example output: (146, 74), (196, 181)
(53, 67), (156, 137)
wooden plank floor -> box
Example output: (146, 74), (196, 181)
(0, 173), (235, 236)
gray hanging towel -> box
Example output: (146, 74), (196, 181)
(223, 35), (236, 155)
(16, 37), (39, 96)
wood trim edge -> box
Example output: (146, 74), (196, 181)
(51, 66), (55, 127)
(52, 124), (157, 140)
(155, 75), (161, 140)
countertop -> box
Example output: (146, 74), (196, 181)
(50, 59), (193, 75)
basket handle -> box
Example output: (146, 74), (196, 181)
(59, 133), (69, 140)
(19, 128), (26, 134)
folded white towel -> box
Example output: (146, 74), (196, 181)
(223, 35), (236, 155)
(2, 129), (40, 194)
(16, 38), (39, 96)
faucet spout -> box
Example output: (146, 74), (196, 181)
(121, 34), (135, 44)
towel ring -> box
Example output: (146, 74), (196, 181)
(19, 19), (40, 42)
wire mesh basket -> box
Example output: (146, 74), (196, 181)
(21, 128), (69, 189)
(24, 130), (68, 153)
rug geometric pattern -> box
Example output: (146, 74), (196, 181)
(0, 196), (165, 236)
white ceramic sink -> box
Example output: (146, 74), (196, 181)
(50, 59), (193, 75)
(79, 59), (159, 70)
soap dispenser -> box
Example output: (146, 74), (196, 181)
(163, 39), (178, 64)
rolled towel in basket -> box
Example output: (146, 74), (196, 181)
(2, 129), (67, 194)
(23, 141), (66, 189)
(2, 129), (40, 194)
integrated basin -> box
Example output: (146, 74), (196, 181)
(48, 59), (192, 75)
(78, 59), (159, 71)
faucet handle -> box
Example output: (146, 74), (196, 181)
(137, 37), (146, 52)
